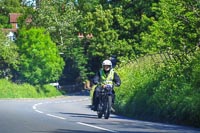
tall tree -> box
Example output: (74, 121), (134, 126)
(0, 32), (19, 79)
(101, 0), (159, 55)
(81, 5), (133, 72)
(31, 0), (80, 50)
(30, 0), (89, 83)
(141, 0), (200, 53)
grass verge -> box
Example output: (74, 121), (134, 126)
(0, 79), (64, 98)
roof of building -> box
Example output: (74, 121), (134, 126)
(9, 13), (21, 23)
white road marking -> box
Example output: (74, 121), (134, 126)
(32, 97), (119, 132)
(35, 110), (43, 114)
(77, 122), (118, 133)
(46, 114), (66, 120)
(32, 98), (90, 120)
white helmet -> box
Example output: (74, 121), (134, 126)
(102, 60), (112, 67)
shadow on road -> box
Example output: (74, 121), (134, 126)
(34, 129), (105, 133)
(59, 112), (97, 119)
(59, 112), (200, 133)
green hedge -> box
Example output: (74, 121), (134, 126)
(115, 51), (200, 127)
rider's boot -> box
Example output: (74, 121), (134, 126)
(91, 105), (97, 111)
(111, 107), (115, 113)
(111, 97), (115, 113)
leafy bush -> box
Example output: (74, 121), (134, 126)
(16, 28), (65, 85)
(115, 55), (161, 116)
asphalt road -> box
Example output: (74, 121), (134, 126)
(0, 91), (200, 133)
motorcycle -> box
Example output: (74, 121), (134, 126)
(96, 84), (113, 119)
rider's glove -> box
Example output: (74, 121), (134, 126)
(101, 84), (106, 88)
(105, 84), (112, 91)
(93, 81), (99, 85)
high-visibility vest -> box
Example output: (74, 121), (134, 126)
(99, 68), (114, 85)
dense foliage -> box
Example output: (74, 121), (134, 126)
(141, 0), (200, 53)
(2, 0), (196, 83)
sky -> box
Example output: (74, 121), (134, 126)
(23, 0), (36, 6)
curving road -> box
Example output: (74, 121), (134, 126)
(0, 91), (200, 133)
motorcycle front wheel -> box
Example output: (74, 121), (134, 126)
(97, 103), (103, 118)
(104, 95), (112, 119)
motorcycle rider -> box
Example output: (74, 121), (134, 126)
(91, 59), (121, 111)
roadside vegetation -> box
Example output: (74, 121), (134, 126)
(0, 79), (64, 98)
(115, 50), (200, 127)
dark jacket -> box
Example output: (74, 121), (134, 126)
(92, 69), (121, 87)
